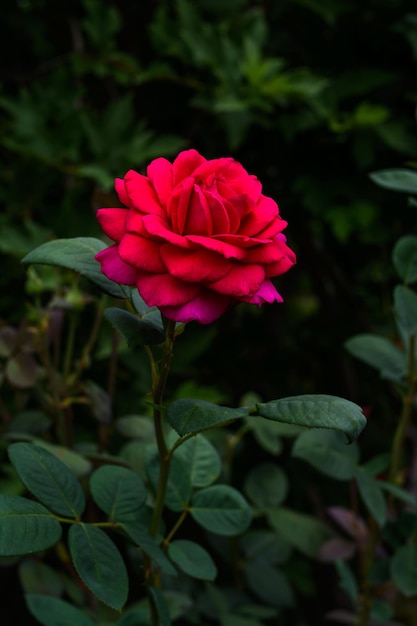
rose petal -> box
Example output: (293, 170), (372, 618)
(265, 253), (296, 277)
(136, 272), (200, 307)
(213, 234), (271, 249)
(183, 186), (213, 236)
(96, 208), (128, 243)
(115, 178), (130, 207)
(95, 245), (137, 285)
(161, 291), (230, 324)
(242, 279), (283, 304)
(245, 239), (293, 264)
(160, 245), (231, 282)
(124, 170), (165, 216)
(186, 234), (246, 260)
(172, 149), (206, 185)
(239, 195), (280, 236)
(119, 233), (167, 273)
(207, 193), (238, 234)
(169, 178), (194, 235)
(147, 157), (173, 207)
(142, 214), (192, 248)
(209, 264), (265, 297)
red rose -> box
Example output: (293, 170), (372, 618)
(95, 149), (296, 323)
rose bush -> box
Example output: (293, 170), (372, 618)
(95, 149), (296, 323)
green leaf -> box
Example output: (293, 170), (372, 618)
(345, 334), (406, 382)
(244, 463), (288, 508)
(9, 410), (52, 435)
(90, 465), (147, 521)
(116, 415), (155, 440)
(68, 523), (128, 610)
(267, 508), (329, 558)
(168, 539), (217, 580)
(244, 561), (294, 608)
(369, 168), (417, 195)
(104, 307), (164, 347)
(8, 443), (85, 519)
(33, 441), (92, 477)
(146, 449), (192, 512)
(118, 608), (150, 626)
(292, 429), (359, 480)
(174, 434), (221, 487)
(21, 237), (126, 298)
(255, 395), (366, 443)
(120, 521), (177, 576)
(26, 594), (95, 626)
(246, 417), (301, 455)
(391, 544), (417, 596)
(167, 399), (251, 436)
(335, 560), (359, 601)
(0, 495), (62, 556)
(149, 586), (171, 626)
(240, 530), (291, 565)
(19, 559), (64, 596)
(394, 285), (417, 340)
(354, 467), (387, 526)
(190, 485), (252, 536)
(379, 481), (417, 507)
(393, 236), (417, 284)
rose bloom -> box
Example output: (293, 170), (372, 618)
(95, 149), (296, 324)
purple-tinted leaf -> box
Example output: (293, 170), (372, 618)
(0, 326), (18, 357)
(317, 538), (356, 562)
(6, 353), (39, 388)
(327, 507), (367, 543)
(84, 381), (112, 424)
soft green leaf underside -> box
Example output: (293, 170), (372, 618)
(168, 539), (217, 580)
(26, 594), (95, 626)
(104, 307), (164, 346)
(369, 169), (417, 195)
(167, 399), (251, 436)
(256, 394), (366, 443)
(167, 395), (365, 443)
(21, 237), (126, 298)
(393, 236), (417, 284)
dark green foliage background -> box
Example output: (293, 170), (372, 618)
(0, 0), (416, 622)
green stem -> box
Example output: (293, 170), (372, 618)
(388, 334), (417, 487)
(357, 335), (417, 626)
(145, 318), (177, 626)
(163, 508), (189, 547)
(63, 312), (78, 382)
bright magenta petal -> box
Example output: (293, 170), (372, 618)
(160, 245), (231, 282)
(239, 196), (280, 236)
(96, 208), (128, 243)
(147, 157), (173, 207)
(115, 178), (130, 207)
(119, 233), (167, 273)
(209, 264), (265, 297)
(95, 245), (137, 285)
(161, 291), (230, 324)
(136, 272), (200, 307)
(186, 235), (245, 260)
(172, 149), (206, 185)
(169, 179), (195, 235)
(242, 280), (283, 304)
(142, 214), (191, 248)
(124, 170), (165, 216)
(183, 186), (213, 236)
(245, 241), (290, 264)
